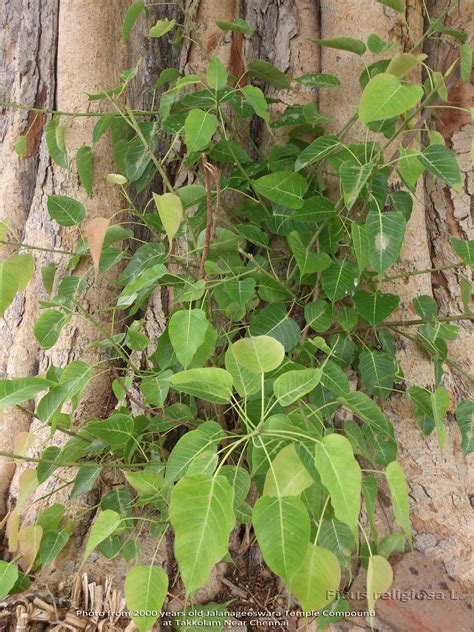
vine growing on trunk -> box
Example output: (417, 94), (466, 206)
(0, 1), (473, 630)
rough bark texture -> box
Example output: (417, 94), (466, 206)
(0, 0), (59, 516)
(1, 0), (473, 627)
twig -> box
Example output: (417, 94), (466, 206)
(110, 364), (197, 429)
(199, 154), (219, 278)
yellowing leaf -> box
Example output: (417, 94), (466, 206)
(0, 561), (19, 600)
(13, 432), (33, 462)
(125, 566), (168, 632)
(6, 508), (20, 552)
(315, 434), (361, 536)
(386, 461), (411, 543)
(86, 217), (109, 270)
(290, 545), (341, 611)
(232, 336), (285, 374)
(81, 510), (121, 566)
(367, 555), (393, 615)
(18, 525), (43, 573)
(153, 192), (183, 249)
(263, 444), (313, 497)
(17, 468), (38, 509)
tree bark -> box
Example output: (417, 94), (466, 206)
(1, 0), (473, 620)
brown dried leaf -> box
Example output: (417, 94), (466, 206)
(86, 217), (109, 270)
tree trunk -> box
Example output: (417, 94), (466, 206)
(1, 0), (472, 626)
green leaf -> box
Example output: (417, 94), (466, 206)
(215, 18), (254, 34)
(378, 532), (405, 558)
(39, 530), (69, 567)
(304, 300), (333, 332)
(450, 238), (474, 265)
(47, 195), (86, 227)
(140, 371), (171, 408)
(184, 109), (219, 153)
(362, 477), (379, 540)
(216, 18), (255, 35)
(367, 555), (393, 615)
(456, 400), (474, 455)
(387, 53), (424, 78)
(386, 461), (411, 543)
(419, 144), (461, 190)
(354, 291), (399, 325)
(82, 510), (121, 565)
(253, 495), (310, 582)
(241, 85), (270, 123)
(0, 561), (19, 600)
(319, 519), (355, 565)
(290, 545), (340, 611)
(169, 309), (208, 368)
(170, 473), (234, 594)
(231, 336), (285, 373)
(15, 135), (27, 158)
(460, 43), (473, 83)
(340, 161), (373, 209)
(263, 444), (313, 497)
(0, 377), (51, 408)
(122, 1), (145, 42)
(149, 18), (176, 38)
(249, 304), (300, 351)
(247, 60), (291, 89)
(0, 260), (18, 316)
(351, 223), (370, 274)
(169, 368), (233, 404)
(367, 34), (396, 56)
(34, 309), (70, 349)
(166, 421), (224, 483)
(320, 360), (350, 397)
(253, 171), (308, 209)
(337, 305), (358, 334)
(8, 254), (35, 292)
(376, 0), (405, 11)
(359, 351), (397, 400)
(125, 470), (164, 496)
(71, 465), (102, 499)
(431, 387), (450, 453)
(125, 566), (168, 632)
(85, 414), (134, 447)
(460, 276), (472, 313)
(224, 348), (260, 398)
(398, 147), (425, 190)
(366, 211), (406, 276)
(153, 192), (183, 248)
(358, 73), (423, 124)
(296, 73), (340, 88)
(338, 391), (397, 465)
(288, 231), (331, 276)
(207, 56), (228, 90)
(314, 434), (361, 536)
(295, 135), (340, 171)
(321, 261), (358, 302)
(76, 146), (93, 196)
(273, 369), (322, 407)
(313, 37), (366, 55)
(37, 361), (93, 425)
(45, 117), (68, 169)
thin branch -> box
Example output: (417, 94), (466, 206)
(199, 154), (219, 279)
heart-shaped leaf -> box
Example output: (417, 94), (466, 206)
(252, 171), (308, 209)
(358, 73), (423, 124)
